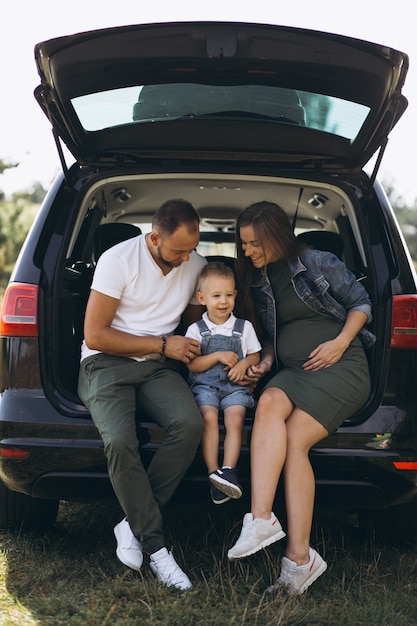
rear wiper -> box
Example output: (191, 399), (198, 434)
(178, 111), (301, 124)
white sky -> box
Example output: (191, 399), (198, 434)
(1, 0), (416, 202)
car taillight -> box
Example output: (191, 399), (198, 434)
(393, 461), (417, 470)
(390, 295), (417, 349)
(0, 283), (38, 337)
(0, 446), (29, 460)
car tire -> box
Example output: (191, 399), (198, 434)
(0, 480), (59, 530)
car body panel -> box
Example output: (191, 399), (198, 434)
(33, 21), (408, 171)
(0, 23), (416, 531)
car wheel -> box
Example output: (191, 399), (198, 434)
(0, 480), (59, 530)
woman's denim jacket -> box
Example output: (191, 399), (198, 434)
(251, 249), (376, 359)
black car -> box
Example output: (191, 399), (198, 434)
(1, 21), (417, 534)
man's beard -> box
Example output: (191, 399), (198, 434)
(157, 247), (182, 268)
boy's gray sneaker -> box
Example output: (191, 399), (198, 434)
(209, 467), (242, 499)
(114, 518), (143, 571)
(227, 512), (286, 560)
(267, 547), (327, 595)
(150, 547), (192, 590)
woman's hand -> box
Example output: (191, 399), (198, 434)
(236, 359), (271, 388)
(303, 310), (367, 371)
(247, 360), (271, 380)
(237, 344), (274, 387)
(302, 338), (346, 371)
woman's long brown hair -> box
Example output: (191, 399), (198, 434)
(234, 201), (306, 333)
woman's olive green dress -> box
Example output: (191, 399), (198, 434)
(264, 260), (370, 433)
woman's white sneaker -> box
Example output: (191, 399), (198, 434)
(150, 547), (192, 590)
(114, 518), (143, 571)
(267, 547), (327, 595)
(227, 512), (286, 560)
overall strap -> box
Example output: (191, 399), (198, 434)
(196, 319), (211, 337)
(232, 318), (245, 336)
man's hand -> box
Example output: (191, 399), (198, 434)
(165, 335), (201, 363)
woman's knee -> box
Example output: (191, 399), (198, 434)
(256, 387), (290, 417)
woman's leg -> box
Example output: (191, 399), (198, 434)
(283, 408), (328, 565)
(227, 387), (291, 560)
(250, 388), (294, 518)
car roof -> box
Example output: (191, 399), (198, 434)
(34, 21), (409, 173)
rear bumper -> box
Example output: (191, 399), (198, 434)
(1, 393), (417, 508)
(311, 446), (417, 507)
(1, 442), (417, 507)
(182, 444), (417, 509)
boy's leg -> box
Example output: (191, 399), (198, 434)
(199, 405), (220, 474)
(208, 404), (246, 499)
(222, 405), (246, 468)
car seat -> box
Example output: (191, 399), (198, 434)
(297, 230), (344, 260)
(93, 223), (142, 262)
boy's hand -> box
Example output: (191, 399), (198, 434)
(218, 351), (239, 369)
(227, 360), (249, 382)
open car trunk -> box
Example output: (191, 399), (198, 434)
(48, 168), (389, 427)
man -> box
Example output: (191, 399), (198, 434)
(78, 199), (206, 590)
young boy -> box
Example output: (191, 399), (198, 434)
(185, 262), (261, 504)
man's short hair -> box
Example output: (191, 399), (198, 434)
(152, 199), (200, 236)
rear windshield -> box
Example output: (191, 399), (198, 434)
(72, 84), (369, 142)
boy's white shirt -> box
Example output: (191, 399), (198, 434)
(185, 311), (262, 357)
(81, 234), (207, 362)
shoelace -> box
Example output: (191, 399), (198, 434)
(156, 554), (184, 581)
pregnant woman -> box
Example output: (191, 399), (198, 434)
(227, 201), (375, 595)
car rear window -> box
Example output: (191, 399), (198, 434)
(71, 83), (370, 141)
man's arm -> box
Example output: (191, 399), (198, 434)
(84, 290), (201, 362)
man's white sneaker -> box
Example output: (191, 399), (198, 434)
(227, 512), (286, 560)
(114, 518), (143, 571)
(150, 547), (192, 590)
(267, 547), (327, 595)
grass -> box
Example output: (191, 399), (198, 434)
(1, 496), (417, 626)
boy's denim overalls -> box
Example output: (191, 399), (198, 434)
(189, 318), (255, 410)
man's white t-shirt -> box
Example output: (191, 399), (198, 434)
(81, 234), (207, 362)
(185, 311), (261, 356)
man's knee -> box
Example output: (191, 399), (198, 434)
(167, 411), (203, 444)
(103, 432), (138, 459)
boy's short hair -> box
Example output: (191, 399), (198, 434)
(199, 262), (235, 290)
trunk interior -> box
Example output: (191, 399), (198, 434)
(50, 171), (385, 423)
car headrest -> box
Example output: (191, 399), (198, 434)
(297, 231), (344, 260)
(94, 223), (142, 261)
